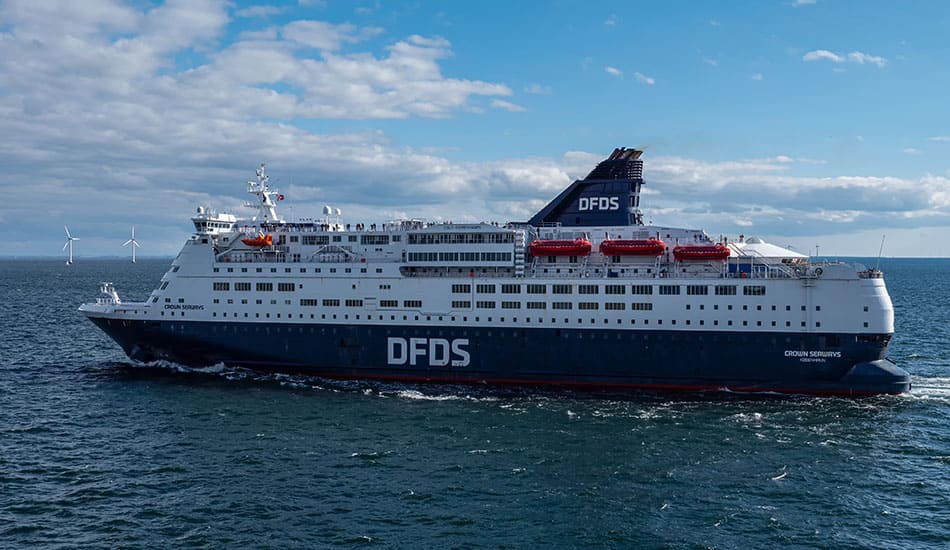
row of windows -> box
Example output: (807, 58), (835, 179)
(408, 252), (513, 262)
(170, 307), (840, 330)
(214, 266), (385, 275)
(451, 301), (653, 311)
(449, 283), (765, 296)
(212, 282), (297, 291)
(361, 235), (390, 245)
(408, 232), (514, 245)
(301, 235), (330, 245)
(209, 298), (829, 315)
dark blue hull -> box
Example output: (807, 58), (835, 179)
(87, 317), (910, 396)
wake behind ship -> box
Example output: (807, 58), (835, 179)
(80, 148), (910, 396)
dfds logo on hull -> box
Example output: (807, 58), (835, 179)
(578, 196), (619, 211)
(387, 337), (470, 367)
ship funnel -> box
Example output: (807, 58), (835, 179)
(528, 146), (646, 227)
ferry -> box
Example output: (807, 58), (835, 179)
(80, 148), (910, 395)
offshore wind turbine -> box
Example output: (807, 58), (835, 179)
(123, 225), (141, 263)
(63, 226), (79, 265)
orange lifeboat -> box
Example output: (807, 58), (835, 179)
(599, 238), (667, 256)
(672, 243), (731, 261)
(242, 233), (273, 247)
(529, 239), (593, 257)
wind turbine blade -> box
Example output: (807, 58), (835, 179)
(63, 241), (69, 251)
(133, 241), (141, 248)
(123, 239), (133, 246)
(64, 226), (71, 238)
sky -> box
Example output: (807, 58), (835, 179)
(2, 0), (949, 258)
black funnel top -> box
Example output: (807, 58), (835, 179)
(528, 147), (645, 227)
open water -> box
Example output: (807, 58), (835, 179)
(1, 258), (948, 548)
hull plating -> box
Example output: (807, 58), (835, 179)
(87, 316), (910, 396)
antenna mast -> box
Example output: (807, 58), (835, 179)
(875, 234), (886, 272)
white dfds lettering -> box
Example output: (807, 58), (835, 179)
(578, 196), (619, 211)
(387, 337), (470, 367)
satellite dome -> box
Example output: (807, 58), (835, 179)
(197, 206), (205, 214)
(746, 237), (764, 244)
(323, 205), (332, 215)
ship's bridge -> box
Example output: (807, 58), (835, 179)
(192, 207), (238, 235)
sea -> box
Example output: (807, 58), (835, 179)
(1, 258), (947, 549)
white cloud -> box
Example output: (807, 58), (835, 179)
(605, 66), (622, 77)
(490, 99), (526, 112)
(793, 0), (817, 6)
(281, 20), (383, 51)
(703, 57), (718, 67)
(605, 14), (618, 26)
(803, 49), (844, 63)
(846, 51), (887, 67)
(235, 5), (287, 18)
(634, 72), (655, 85)
(751, 73), (764, 81)
(903, 147), (921, 155)
(524, 83), (551, 95)
(928, 136), (950, 142)
(803, 49), (887, 68)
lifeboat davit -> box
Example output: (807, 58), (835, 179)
(672, 243), (731, 261)
(242, 233), (273, 247)
(529, 239), (593, 257)
(599, 238), (667, 256)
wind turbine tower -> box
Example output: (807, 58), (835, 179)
(123, 226), (141, 263)
(63, 226), (79, 265)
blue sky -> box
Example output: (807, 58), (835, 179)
(1, 0), (949, 257)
